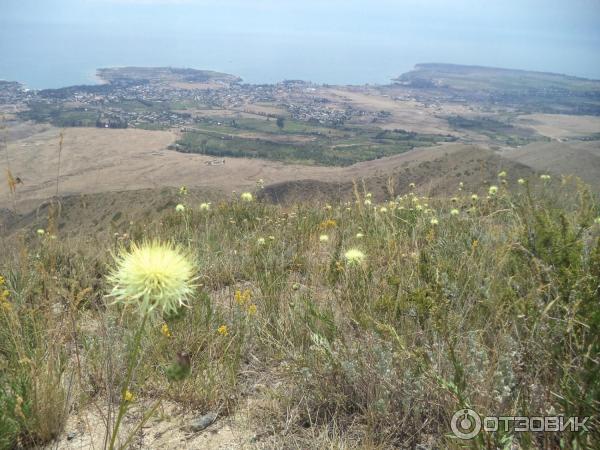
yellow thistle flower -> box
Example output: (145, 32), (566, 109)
(161, 323), (172, 337)
(247, 304), (257, 316)
(124, 390), (134, 402)
(217, 324), (229, 336)
(319, 234), (329, 243)
(344, 248), (366, 265)
(107, 241), (196, 316)
(241, 192), (254, 202)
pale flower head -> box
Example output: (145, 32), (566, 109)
(241, 192), (254, 202)
(355, 232), (364, 239)
(498, 171), (507, 178)
(199, 202), (211, 211)
(430, 217), (439, 225)
(540, 174), (551, 181)
(319, 234), (329, 243)
(107, 241), (196, 316)
(175, 204), (185, 212)
(488, 185), (498, 195)
(450, 209), (460, 216)
(344, 248), (366, 265)
(518, 178), (526, 185)
(36, 229), (45, 236)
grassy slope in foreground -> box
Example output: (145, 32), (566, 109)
(0, 176), (599, 449)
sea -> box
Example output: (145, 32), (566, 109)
(1, 1), (599, 89)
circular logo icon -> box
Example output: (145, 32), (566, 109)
(451, 408), (481, 440)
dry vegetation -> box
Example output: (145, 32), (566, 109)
(1, 174), (599, 449)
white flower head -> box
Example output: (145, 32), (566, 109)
(107, 241), (196, 316)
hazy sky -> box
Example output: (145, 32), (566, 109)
(1, 0), (599, 87)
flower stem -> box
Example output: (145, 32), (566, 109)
(108, 312), (148, 450)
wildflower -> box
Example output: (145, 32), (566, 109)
(161, 323), (172, 338)
(344, 248), (366, 265)
(199, 202), (210, 211)
(366, 193), (372, 199)
(471, 194), (479, 201)
(450, 209), (460, 216)
(247, 304), (257, 316)
(241, 192), (254, 202)
(364, 199), (372, 206)
(488, 185), (498, 195)
(324, 204), (332, 211)
(36, 229), (45, 236)
(451, 197), (458, 203)
(518, 178), (526, 185)
(235, 289), (252, 305)
(268, 235), (275, 241)
(409, 182), (416, 189)
(257, 179), (264, 188)
(175, 204), (185, 212)
(217, 325), (229, 336)
(319, 219), (336, 229)
(430, 217), (439, 225)
(415, 204), (423, 211)
(594, 217), (600, 224)
(459, 182), (464, 188)
(498, 171), (507, 178)
(540, 174), (551, 181)
(124, 390), (134, 402)
(379, 207), (388, 213)
(179, 186), (188, 195)
(356, 232), (364, 239)
(257, 237), (266, 245)
(292, 282), (300, 291)
(107, 241), (196, 317)
(319, 234), (329, 243)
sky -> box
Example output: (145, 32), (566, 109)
(1, 0), (599, 87)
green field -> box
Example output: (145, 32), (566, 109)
(176, 118), (455, 165)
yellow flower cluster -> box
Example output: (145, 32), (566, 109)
(234, 289), (257, 316)
(0, 275), (10, 311)
(319, 219), (337, 230)
(161, 323), (172, 337)
(217, 324), (229, 336)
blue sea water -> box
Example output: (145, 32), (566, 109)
(1, 0), (599, 89)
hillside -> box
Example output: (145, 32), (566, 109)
(1, 176), (599, 449)
(395, 63), (600, 115)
